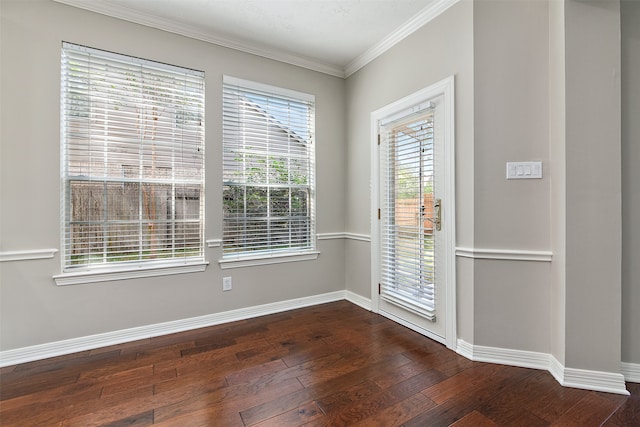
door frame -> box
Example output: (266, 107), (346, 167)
(370, 75), (457, 351)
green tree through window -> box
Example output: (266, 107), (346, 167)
(222, 76), (315, 256)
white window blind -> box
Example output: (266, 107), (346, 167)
(379, 111), (437, 320)
(222, 76), (315, 257)
(61, 42), (205, 271)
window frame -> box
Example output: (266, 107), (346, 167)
(220, 75), (317, 268)
(55, 42), (207, 285)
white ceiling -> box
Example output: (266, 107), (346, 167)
(53, 0), (457, 77)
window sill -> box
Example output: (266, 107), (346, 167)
(53, 261), (209, 286)
(218, 251), (319, 269)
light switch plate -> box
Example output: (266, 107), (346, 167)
(506, 161), (542, 179)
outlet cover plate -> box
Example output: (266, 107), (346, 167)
(222, 277), (232, 291)
(506, 161), (542, 179)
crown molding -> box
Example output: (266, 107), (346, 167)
(52, 0), (346, 78)
(344, 0), (461, 77)
(53, 0), (459, 79)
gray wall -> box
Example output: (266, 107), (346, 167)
(0, 0), (346, 350)
(621, 0), (640, 365)
(548, 0), (567, 366)
(563, 0), (622, 372)
(472, 0), (551, 353)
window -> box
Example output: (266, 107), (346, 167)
(222, 76), (315, 261)
(59, 42), (205, 280)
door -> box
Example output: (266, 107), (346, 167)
(372, 77), (455, 346)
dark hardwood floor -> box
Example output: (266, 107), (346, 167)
(1, 301), (638, 426)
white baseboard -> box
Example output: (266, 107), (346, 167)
(457, 339), (630, 395)
(2, 294), (633, 394)
(345, 290), (372, 311)
(0, 290), (347, 368)
(621, 362), (640, 383)
(558, 364), (629, 395)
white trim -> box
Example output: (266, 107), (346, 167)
(317, 232), (371, 242)
(344, 233), (372, 242)
(345, 0), (460, 77)
(559, 365), (629, 395)
(317, 232), (345, 240)
(621, 362), (640, 383)
(380, 309), (445, 345)
(52, 0), (459, 79)
(456, 339), (630, 395)
(206, 239), (222, 248)
(0, 290), (346, 368)
(345, 291), (372, 311)
(455, 338), (474, 360)
(370, 76), (457, 351)
(53, 261), (208, 286)
(0, 249), (58, 262)
(549, 355), (565, 385)
(457, 339), (550, 371)
(218, 251), (319, 269)
(455, 247), (553, 262)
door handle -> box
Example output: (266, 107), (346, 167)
(427, 198), (442, 231)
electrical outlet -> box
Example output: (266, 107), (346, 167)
(222, 276), (232, 291)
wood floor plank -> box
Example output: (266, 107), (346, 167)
(304, 367), (445, 427)
(350, 393), (436, 427)
(0, 383), (104, 425)
(604, 383), (640, 426)
(449, 410), (499, 426)
(516, 370), (589, 423)
(239, 353), (411, 426)
(422, 362), (514, 405)
(58, 387), (157, 427)
(406, 365), (538, 427)
(314, 380), (383, 415)
(225, 359), (288, 385)
(99, 410), (154, 427)
(0, 382), (100, 414)
(153, 373), (304, 423)
(101, 367), (177, 397)
(371, 359), (434, 389)
(473, 370), (555, 426)
(151, 406), (245, 427)
(551, 392), (625, 426)
(0, 368), (80, 401)
(1, 301), (636, 427)
(252, 401), (324, 427)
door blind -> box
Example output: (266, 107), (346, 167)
(379, 111), (437, 320)
(61, 42), (205, 270)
